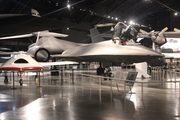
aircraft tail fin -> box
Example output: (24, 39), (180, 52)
(90, 28), (105, 43)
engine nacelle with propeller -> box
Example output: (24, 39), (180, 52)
(139, 27), (168, 45)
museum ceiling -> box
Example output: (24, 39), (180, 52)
(0, 0), (180, 51)
(0, 0), (179, 28)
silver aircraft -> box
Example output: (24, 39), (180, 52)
(50, 22), (165, 67)
(0, 22), (165, 67)
(0, 9), (165, 66)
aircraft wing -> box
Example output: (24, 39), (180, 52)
(138, 31), (180, 38)
(0, 14), (76, 37)
(39, 61), (78, 66)
(0, 34), (33, 40)
(0, 52), (14, 57)
(0, 51), (27, 57)
(162, 53), (180, 59)
(51, 42), (164, 66)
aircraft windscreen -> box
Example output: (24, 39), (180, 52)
(14, 59), (28, 63)
(120, 25), (138, 41)
(112, 23), (126, 39)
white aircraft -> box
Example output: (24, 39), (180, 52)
(0, 51), (78, 86)
(0, 51), (78, 71)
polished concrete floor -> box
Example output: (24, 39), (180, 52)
(0, 69), (180, 120)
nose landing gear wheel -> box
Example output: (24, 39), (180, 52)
(19, 79), (23, 86)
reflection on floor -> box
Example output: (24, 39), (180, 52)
(0, 68), (180, 120)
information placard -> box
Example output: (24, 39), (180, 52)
(125, 72), (138, 86)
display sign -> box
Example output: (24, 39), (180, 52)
(125, 72), (138, 86)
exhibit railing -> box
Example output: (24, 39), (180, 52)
(72, 72), (180, 101)
(1, 68), (180, 101)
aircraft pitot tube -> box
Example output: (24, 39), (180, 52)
(140, 27), (168, 44)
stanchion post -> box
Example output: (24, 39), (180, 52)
(110, 79), (113, 92)
(61, 69), (63, 85)
(179, 82), (180, 99)
(175, 71), (177, 82)
(12, 71), (15, 89)
(10, 72), (12, 81)
(38, 71), (41, 87)
(81, 75), (83, 86)
(90, 76), (92, 88)
(141, 83), (144, 101)
(99, 76), (101, 102)
(124, 81), (126, 99)
(72, 69), (74, 84)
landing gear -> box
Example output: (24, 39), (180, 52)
(4, 76), (8, 84)
(103, 67), (112, 80)
(17, 71), (24, 86)
(35, 75), (39, 85)
(19, 79), (23, 86)
(96, 62), (113, 80)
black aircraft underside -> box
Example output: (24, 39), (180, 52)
(52, 42), (165, 66)
(57, 54), (158, 63)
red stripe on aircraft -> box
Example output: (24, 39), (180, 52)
(0, 66), (43, 71)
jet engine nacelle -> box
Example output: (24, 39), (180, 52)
(27, 45), (50, 62)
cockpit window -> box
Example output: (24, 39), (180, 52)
(14, 59), (28, 63)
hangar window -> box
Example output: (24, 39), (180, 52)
(14, 59), (28, 63)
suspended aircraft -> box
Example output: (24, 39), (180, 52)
(0, 11), (75, 38)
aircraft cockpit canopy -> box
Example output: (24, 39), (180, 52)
(14, 58), (28, 63)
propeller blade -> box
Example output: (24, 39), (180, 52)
(139, 29), (149, 35)
(152, 27), (168, 44)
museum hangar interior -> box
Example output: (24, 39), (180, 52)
(0, 0), (180, 120)
(0, 0), (180, 51)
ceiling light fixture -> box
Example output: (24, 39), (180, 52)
(67, 0), (70, 9)
(174, 12), (178, 16)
